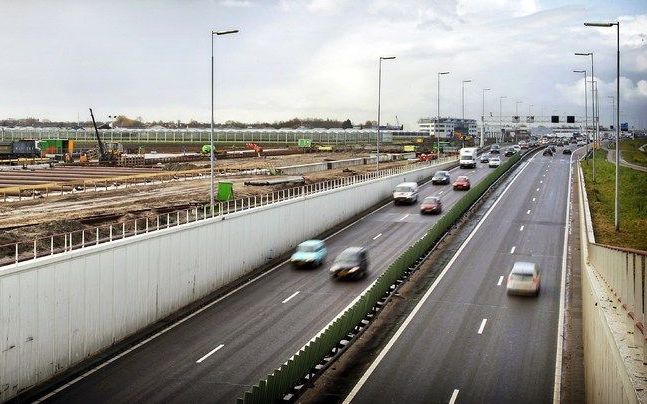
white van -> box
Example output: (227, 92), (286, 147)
(393, 182), (419, 205)
(459, 147), (478, 168)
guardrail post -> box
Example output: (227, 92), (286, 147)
(176, 211), (180, 226)
(110, 225), (113, 241)
(146, 218), (149, 233)
(134, 220), (138, 235)
(50, 236), (54, 255)
(166, 213), (170, 228)
(33, 240), (37, 259)
(82, 230), (85, 247)
(122, 223), (126, 238)
(96, 228), (99, 245)
(15, 243), (18, 263)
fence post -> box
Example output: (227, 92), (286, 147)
(176, 211), (180, 226)
(146, 218), (149, 233)
(96, 228), (99, 245)
(134, 220), (138, 235)
(122, 222), (126, 238)
(15, 244), (18, 264)
(110, 225), (113, 241)
(33, 239), (37, 259)
(167, 213), (170, 228)
(82, 230), (85, 247)
(51, 236), (54, 255)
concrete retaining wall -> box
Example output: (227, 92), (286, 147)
(0, 159), (456, 401)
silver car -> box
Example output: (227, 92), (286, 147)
(506, 262), (541, 296)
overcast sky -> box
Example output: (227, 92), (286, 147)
(1, 0), (645, 129)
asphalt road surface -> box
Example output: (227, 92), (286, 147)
(344, 148), (573, 404)
(38, 156), (509, 403)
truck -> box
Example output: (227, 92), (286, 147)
(459, 147), (478, 168)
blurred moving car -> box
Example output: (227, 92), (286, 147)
(504, 148), (515, 157)
(512, 145), (521, 153)
(393, 182), (419, 204)
(419, 196), (442, 214)
(543, 148), (554, 156)
(562, 148), (572, 154)
(480, 154), (490, 163)
(489, 156), (501, 167)
(490, 144), (501, 154)
(431, 171), (451, 185)
(290, 240), (327, 267)
(507, 261), (541, 296)
(453, 176), (471, 190)
(330, 247), (368, 279)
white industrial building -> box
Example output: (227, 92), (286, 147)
(418, 118), (478, 139)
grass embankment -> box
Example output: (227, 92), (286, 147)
(620, 139), (647, 167)
(581, 149), (647, 251)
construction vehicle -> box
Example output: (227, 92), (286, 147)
(89, 108), (119, 165)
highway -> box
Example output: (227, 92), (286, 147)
(38, 156), (510, 403)
(344, 148), (573, 404)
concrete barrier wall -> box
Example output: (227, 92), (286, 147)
(327, 158), (364, 170)
(577, 164), (647, 403)
(276, 162), (328, 175)
(0, 159), (456, 401)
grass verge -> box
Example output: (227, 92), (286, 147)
(620, 139), (647, 167)
(581, 149), (647, 251)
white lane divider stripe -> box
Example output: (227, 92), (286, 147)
(196, 344), (225, 363)
(399, 214), (409, 221)
(540, 180), (543, 184)
(497, 276), (504, 286)
(477, 319), (488, 334)
(527, 209), (531, 215)
(510, 246), (516, 254)
(536, 188), (540, 191)
(373, 233), (382, 240)
(519, 225), (524, 231)
(449, 389), (460, 404)
(532, 197), (536, 202)
(439, 191), (444, 194)
(282, 291), (300, 304)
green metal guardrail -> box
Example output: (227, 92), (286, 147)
(238, 152), (522, 404)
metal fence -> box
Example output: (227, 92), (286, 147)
(237, 153), (523, 403)
(0, 157), (455, 268)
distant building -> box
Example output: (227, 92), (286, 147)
(418, 118), (478, 140)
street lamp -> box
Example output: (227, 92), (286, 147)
(585, 20), (620, 231)
(481, 88), (491, 147)
(461, 80), (472, 148)
(499, 96), (507, 143)
(608, 95), (615, 130)
(437, 71), (450, 156)
(210, 29), (239, 213)
(377, 56), (396, 171)
(576, 52), (596, 155)
(573, 70), (588, 158)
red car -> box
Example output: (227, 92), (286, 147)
(453, 176), (471, 190)
(419, 196), (442, 214)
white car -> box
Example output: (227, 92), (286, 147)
(488, 156), (501, 168)
(512, 145), (521, 153)
(507, 262), (541, 296)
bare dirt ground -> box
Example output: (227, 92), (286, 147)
(0, 152), (415, 246)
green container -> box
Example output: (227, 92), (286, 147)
(217, 182), (234, 201)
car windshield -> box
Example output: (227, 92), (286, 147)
(434, 171), (447, 177)
(395, 186), (413, 192)
(423, 197), (439, 203)
(297, 244), (319, 253)
(335, 250), (360, 265)
(510, 274), (533, 281)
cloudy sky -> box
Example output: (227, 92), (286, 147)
(1, 0), (645, 129)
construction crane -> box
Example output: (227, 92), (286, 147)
(89, 108), (118, 165)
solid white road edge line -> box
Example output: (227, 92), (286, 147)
(342, 157), (534, 404)
(449, 389), (460, 404)
(36, 160), (460, 401)
(497, 276), (504, 286)
(373, 233), (382, 240)
(477, 319), (488, 334)
(282, 291), (300, 304)
(552, 150), (573, 403)
(196, 344), (225, 364)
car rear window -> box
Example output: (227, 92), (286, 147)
(510, 274), (533, 281)
(395, 186), (413, 192)
(298, 244), (319, 253)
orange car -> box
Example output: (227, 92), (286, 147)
(453, 176), (471, 191)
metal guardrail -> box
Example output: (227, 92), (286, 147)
(0, 158), (455, 268)
(237, 153), (523, 403)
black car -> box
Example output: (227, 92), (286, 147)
(543, 148), (554, 156)
(504, 148), (515, 156)
(431, 170), (451, 185)
(329, 247), (369, 279)
(563, 148), (572, 154)
(490, 144), (501, 154)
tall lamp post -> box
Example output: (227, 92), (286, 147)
(461, 80), (472, 147)
(576, 52), (595, 155)
(573, 70), (588, 158)
(608, 95), (615, 130)
(481, 88), (491, 147)
(377, 56), (396, 171)
(585, 21), (620, 230)
(437, 71), (450, 156)
(210, 29), (238, 212)
(499, 96), (507, 143)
